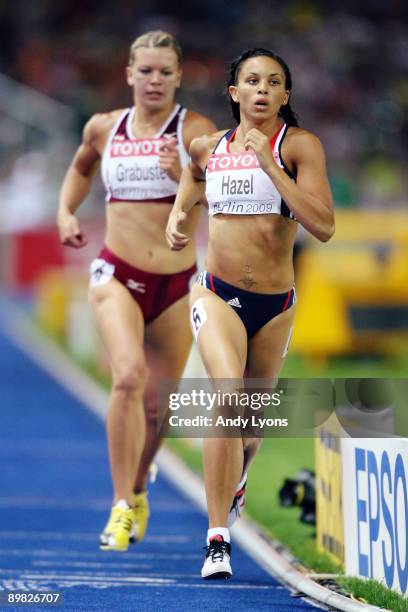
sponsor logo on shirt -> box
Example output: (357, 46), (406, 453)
(207, 151), (280, 172)
(111, 138), (163, 157)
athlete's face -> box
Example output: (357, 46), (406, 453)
(126, 47), (182, 110)
(229, 56), (290, 121)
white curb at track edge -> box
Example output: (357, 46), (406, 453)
(0, 301), (385, 612)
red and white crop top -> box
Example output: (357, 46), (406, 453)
(101, 104), (189, 204)
(205, 123), (296, 218)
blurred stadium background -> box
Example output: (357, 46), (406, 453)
(1, 2), (408, 604)
(1, 0), (407, 376)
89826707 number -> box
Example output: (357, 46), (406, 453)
(0, 592), (63, 606)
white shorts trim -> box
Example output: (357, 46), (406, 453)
(89, 258), (115, 289)
(282, 325), (293, 358)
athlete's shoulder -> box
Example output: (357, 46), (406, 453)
(182, 110), (217, 147)
(183, 109), (214, 127)
(284, 126), (326, 159)
(285, 126), (323, 146)
(83, 109), (128, 144)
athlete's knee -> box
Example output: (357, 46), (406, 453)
(112, 356), (147, 396)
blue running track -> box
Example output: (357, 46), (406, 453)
(0, 321), (319, 611)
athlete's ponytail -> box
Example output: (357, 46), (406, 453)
(226, 48), (299, 127)
(279, 102), (298, 127)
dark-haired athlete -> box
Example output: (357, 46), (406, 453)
(166, 48), (334, 579)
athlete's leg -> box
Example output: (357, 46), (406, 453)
(241, 304), (296, 476)
(89, 278), (147, 506)
(190, 284), (248, 529)
(133, 294), (193, 493)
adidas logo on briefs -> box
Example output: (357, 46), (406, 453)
(227, 297), (242, 308)
(126, 279), (146, 293)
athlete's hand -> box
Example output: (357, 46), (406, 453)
(244, 129), (275, 173)
(159, 136), (182, 182)
(165, 210), (190, 251)
(57, 213), (88, 249)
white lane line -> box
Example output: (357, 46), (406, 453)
(3, 572), (174, 584)
(0, 579), (280, 591)
(0, 499), (111, 511)
(0, 549), (201, 561)
(0, 440), (103, 453)
(17, 575), (281, 590)
(30, 562), (202, 579)
(0, 531), (190, 543)
(25, 562), (278, 589)
(0, 497), (195, 513)
(33, 561), (151, 569)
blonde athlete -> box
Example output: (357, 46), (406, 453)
(166, 48), (334, 578)
(57, 31), (215, 551)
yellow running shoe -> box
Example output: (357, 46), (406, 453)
(130, 491), (150, 543)
(99, 502), (135, 552)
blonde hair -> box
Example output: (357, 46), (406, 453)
(129, 30), (182, 67)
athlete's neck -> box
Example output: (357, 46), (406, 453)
(235, 116), (283, 142)
(131, 102), (177, 138)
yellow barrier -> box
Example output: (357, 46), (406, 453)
(292, 210), (408, 357)
(315, 416), (344, 565)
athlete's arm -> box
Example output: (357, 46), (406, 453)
(57, 115), (104, 248)
(244, 128), (335, 242)
(165, 135), (210, 251)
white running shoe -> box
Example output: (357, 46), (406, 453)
(227, 476), (247, 528)
(201, 535), (232, 580)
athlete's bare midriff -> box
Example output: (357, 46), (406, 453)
(206, 213), (297, 293)
(106, 201), (199, 273)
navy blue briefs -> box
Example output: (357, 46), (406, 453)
(197, 271), (296, 338)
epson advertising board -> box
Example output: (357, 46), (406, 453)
(342, 438), (408, 594)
